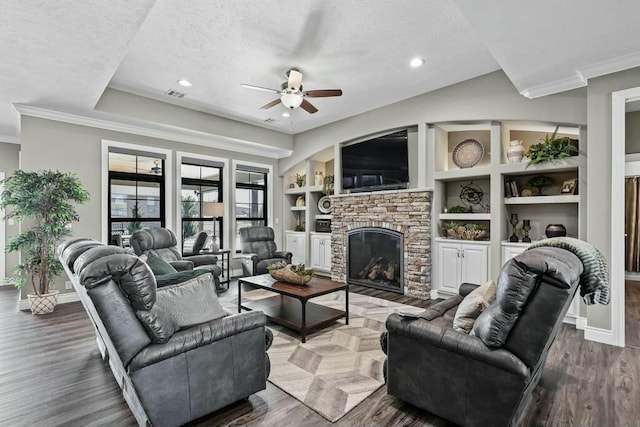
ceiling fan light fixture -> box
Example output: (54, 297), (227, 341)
(281, 91), (303, 109)
(282, 112), (290, 118)
(409, 57), (425, 68)
(177, 79), (192, 87)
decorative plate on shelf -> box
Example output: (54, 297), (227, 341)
(452, 139), (484, 168)
(318, 196), (332, 214)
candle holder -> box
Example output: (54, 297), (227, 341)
(522, 219), (531, 243)
(510, 214), (519, 242)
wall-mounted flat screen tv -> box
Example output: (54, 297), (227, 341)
(341, 130), (409, 192)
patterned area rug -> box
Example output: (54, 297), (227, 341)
(227, 290), (423, 422)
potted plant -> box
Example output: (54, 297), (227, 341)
(525, 134), (578, 164)
(0, 170), (89, 314)
(527, 175), (555, 195)
(295, 173), (306, 188)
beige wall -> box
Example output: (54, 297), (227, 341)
(586, 66), (640, 329)
(96, 88), (293, 152)
(19, 116), (283, 297)
(281, 71), (587, 173)
(0, 141), (20, 278)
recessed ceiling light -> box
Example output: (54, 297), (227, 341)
(177, 79), (192, 87)
(409, 57), (425, 68)
(282, 112), (290, 118)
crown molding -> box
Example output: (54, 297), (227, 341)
(580, 50), (640, 80)
(13, 104), (293, 159)
(0, 134), (20, 144)
(520, 51), (640, 99)
(519, 73), (587, 99)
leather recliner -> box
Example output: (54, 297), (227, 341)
(239, 226), (292, 276)
(381, 247), (584, 427)
(130, 228), (222, 286)
(57, 237), (272, 427)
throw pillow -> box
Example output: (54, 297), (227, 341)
(146, 251), (178, 276)
(453, 281), (497, 334)
(155, 269), (211, 287)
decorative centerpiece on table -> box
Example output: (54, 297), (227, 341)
(444, 222), (488, 241)
(267, 261), (314, 285)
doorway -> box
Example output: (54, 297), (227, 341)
(0, 171), (4, 281)
(612, 87), (640, 348)
(625, 170), (640, 348)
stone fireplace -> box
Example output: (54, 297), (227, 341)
(331, 189), (433, 299)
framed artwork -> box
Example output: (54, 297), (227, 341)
(560, 178), (578, 194)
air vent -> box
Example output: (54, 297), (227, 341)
(263, 118), (276, 123)
(165, 89), (186, 98)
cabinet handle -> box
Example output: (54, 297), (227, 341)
(457, 249), (460, 258)
(461, 250), (465, 258)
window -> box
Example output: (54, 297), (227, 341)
(108, 152), (165, 243)
(235, 168), (268, 251)
(181, 163), (223, 253)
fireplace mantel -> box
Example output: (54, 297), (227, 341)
(330, 188), (433, 299)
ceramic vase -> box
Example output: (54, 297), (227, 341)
(545, 224), (567, 238)
(507, 140), (525, 163)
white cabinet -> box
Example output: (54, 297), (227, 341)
(310, 233), (332, 272)
(502, 242), (529, 266)
(435, 239), (489, 295)
(285, 231), (306, 265)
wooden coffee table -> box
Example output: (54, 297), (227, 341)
(238, 274), (349, 343)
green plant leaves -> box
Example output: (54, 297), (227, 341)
(524, 135), (578, 164)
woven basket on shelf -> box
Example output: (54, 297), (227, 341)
(269, 264), (313, 285)
(446, 226), (487, 241)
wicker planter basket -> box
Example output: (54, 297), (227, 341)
(27, 290), (60, 315)
(446, 226), (488, 241)
(269, 265), (313, 285)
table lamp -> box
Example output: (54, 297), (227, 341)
(203, 202), (224, 248)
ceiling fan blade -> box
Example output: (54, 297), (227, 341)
(260, 98), (281, 109)
(288, 70), (303, 91)
(241, 84), (280, 93)
(300, 99), (318, 114)
(303, 89), (343, 98)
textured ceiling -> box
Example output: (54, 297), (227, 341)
(2, 1), (640, 141)
(109, 0), (499, 134)
(0, 0), (156, 137)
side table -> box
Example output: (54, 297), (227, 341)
(202, 249), (231, 289)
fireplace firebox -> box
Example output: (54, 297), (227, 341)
(346, 227), (403, 293)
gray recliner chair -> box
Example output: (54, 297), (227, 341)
(239, 226), (292, 276)
(130, 228), (222, 286)
(57, 237), (272, 427)
(381, 247), (584, 427)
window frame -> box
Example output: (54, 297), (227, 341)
(233, 161), (273, 253)
(180, 162), (224, 252)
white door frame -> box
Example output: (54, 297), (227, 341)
(0, 171), (5, 281)
(611, 87), (640, 347)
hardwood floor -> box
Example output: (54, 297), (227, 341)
(1, 282), (639, 426)
(625, 280), (640, 349)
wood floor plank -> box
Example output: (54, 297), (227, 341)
(1, 283), (639, 426)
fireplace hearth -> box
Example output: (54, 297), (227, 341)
(347, 227), (403, 293)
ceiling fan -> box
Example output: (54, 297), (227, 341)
(150, 160), (162, 175)
(241, 69), (342, 114)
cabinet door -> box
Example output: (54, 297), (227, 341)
(502, 246), (527, 266)
(286, 233), (306, 265)
(460, 244), (489, 285)
(310, 235), (323, 270)
(321, 235), (332, 271)
(437, 242), (461, 294)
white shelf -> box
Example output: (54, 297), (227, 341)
(307, 185), (324, 192)
(434, 237), (491, 245)
(504, 195), (580, 204)
(439, 213), (491, 220)
(316, 214), (332, 219)
(433, 166), (492, 181)
(284, 187), (306, 195)
(290, 206), (307, 211)
(500, 157), (582, 175)
(501, 240), (534, 247)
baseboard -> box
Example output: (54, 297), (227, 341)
(18, 292), (80, 311)
(562, 315), (577, 325)
(575, 316), (588, 330)
(625, 272), (640, 281)
(584, 325), (622, 347)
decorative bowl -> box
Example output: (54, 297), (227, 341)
(269, 264), (313, 285)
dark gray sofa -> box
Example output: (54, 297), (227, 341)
(381, 247), (584, 427)
(58, 237), (271, 427)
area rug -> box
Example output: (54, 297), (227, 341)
(226, 290), (424, 422)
